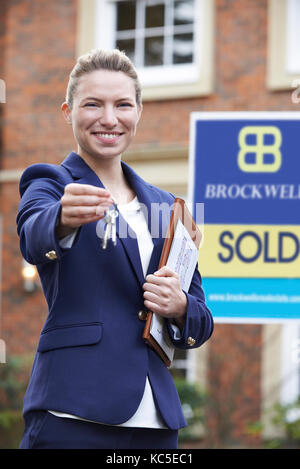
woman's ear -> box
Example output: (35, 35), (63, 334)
(137, 103), (143, 123)
(137, 104), (143, 124)
(61, 102), (72, 124)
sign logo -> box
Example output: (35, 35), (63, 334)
(238, 126), (282, 173)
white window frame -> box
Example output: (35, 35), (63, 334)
(96, 0), (201, 87)
(267, 0), (300, 90)
(171, 351), (196, 381)
(280, 323), (300, 406)
(77, 0), (214, 100)
(285, 0), (300, 74)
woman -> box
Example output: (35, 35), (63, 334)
(17, 49), (213, 449)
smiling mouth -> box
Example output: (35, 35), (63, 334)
(92, 132), (123, 140)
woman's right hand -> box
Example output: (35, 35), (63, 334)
(56, 183), (113, 238)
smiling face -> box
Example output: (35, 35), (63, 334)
(62, 69), (142, 166)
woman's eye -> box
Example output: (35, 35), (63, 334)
(118, 102), (133, 108)
(84, 102), (97, 107)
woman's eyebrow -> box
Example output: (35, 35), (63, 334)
(81, 96), (135, 102)
(81, 96), (102, 102)
(117, 96), (135, 101)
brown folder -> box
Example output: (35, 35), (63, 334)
(142, 198), (202, 367)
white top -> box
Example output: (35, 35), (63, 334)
(50, 196), (168, 428)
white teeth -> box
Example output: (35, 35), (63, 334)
(97, 133), (120, 139)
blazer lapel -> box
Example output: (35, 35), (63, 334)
(121, 162), (171, 278)
(61, 151), (105, 188)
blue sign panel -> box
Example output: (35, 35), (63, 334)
(188, 112), (300, 322)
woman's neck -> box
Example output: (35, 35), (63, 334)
(79, 151), (135, 205)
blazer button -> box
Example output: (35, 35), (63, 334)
(138, 310), (148, 321)
(45, 250), (57, 260)
(187, 336), (196, 347)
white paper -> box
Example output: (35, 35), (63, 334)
(150, 313), (175, 363)
(166, 219), (199, 291)
(150, 219), (199, 363)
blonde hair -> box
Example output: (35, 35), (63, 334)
(66, 49), (142, 108)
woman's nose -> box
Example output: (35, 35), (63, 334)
(99, 105), (118, 127)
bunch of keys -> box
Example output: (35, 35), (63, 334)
(102, 202), (119, 250)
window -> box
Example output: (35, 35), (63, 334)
(262, 323), (300, 437)
(111, 0), (197, 86)
(280, 323), (300, 407)
(171, 349), (197, 382)
(267, 0), (300, 90)
(78, 0), (214, 100)
(285, 0), (300, 74)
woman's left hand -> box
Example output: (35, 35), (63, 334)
(142, 266), (187, 329)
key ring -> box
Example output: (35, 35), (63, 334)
(102, 201), (119, 250)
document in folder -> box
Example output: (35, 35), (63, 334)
(142, 198), (202, 367)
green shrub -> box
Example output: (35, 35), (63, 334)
(0, 354), (32, 448)
(266, 400), (300, 448)
(174, 378), (206, 442)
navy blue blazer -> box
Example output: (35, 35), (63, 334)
(17, 151), (213, 430)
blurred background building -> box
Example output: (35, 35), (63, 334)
(0, 0), (300, 448)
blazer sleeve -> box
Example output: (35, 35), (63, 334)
(166, 265), (214, 350)
(16, 163), (71, 265)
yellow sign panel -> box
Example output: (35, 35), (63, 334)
(199, 224), (300, 278)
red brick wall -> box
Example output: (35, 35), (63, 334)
(0, 0), (296, 446)
(0, 0), (77, 355)
(206, 324), (262, 447)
